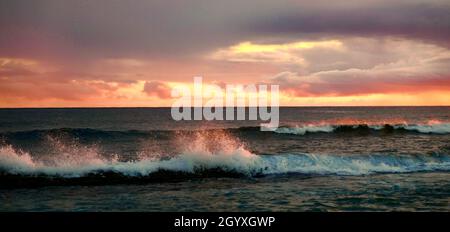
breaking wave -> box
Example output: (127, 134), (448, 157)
(1, 125), (449, 187)
(271, 121), (450, 135)
(1, 143), (450, 187)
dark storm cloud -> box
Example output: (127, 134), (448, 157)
(252, 1), (450, 47)
(0, 0), (449, 61)
(0, 0), (258, 60)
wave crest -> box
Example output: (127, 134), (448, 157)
(1, 145), (449, 179)
(1, 128), (449, 187)
(271, 121), (450, 135)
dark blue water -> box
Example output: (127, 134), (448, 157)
(0, 107), (449, 211)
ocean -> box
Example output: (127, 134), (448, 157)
(0, 107), (449, 211)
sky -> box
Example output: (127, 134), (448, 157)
(0, 0), (449, 107)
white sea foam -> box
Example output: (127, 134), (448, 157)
(260, 153), (450, 175)
(1, 145), (449, 178)
(271, 125), (335, 135)
(394, 123), (450, 134)
(271, 122), (450, 135)
(1, 127), (449, 178)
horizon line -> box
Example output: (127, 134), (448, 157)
(1, 105), (449, 109)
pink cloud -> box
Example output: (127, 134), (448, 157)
(142, 81), (172, 99)
(272, 70), (450, 97)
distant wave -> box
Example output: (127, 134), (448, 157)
(1, 143), (449, 187)
(2, 122), (450, 140)
(271, 122), (450, 135)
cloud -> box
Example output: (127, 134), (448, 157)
(250, 0), (450, 48)
(0, 0), (449, 106)
(0, 58), (127, 102)
(255, 36), (450, 97)
(142, 81), (172, 99)
(1, 0), (449, 62)
(0, 58), (46, 77)
(212, 37), (450, 74)
(209, 40), (343, 67)
(271, 53), (450, 97)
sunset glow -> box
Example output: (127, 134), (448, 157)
(1, 0), (449, 107)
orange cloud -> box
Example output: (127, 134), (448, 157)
(143, 81), (172, 99)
